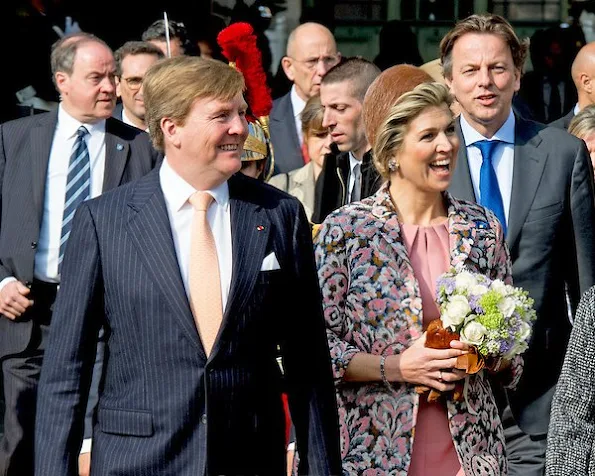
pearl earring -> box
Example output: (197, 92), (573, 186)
(388, 159), (399, 172)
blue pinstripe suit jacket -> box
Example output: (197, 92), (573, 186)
(35, 169), (341, 475)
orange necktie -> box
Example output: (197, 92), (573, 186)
(188, 191), (223, 356)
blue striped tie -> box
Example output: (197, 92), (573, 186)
(475, 140), (507, 236)
(59, 126), (91, 271)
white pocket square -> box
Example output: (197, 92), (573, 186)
(260, 252), (281, 271)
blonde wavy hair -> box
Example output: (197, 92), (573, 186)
(373, 82), (453, 179)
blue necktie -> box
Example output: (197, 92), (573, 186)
(475, 140), (507, 236)
(59, 126), (91, 272)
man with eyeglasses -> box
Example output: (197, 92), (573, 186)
(270, 22), (340, 174)
(114, 41), (165, 131)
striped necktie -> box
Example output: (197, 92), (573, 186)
(59, 126), (91, 272)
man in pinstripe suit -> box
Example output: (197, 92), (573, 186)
(35, 56), (341, 475)
(0, 34), (158, 476)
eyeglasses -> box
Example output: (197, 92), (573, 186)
(289, 55), (340, 71)
(121, 76), (143, 91)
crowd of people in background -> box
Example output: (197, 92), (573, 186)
(0, 3), (595, 476)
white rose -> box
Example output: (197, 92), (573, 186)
(470, 284), (489, 296)
(460, 321), (487, 346)
(498, 296), (516, 318)
(455, 271), (475, 292)
(505, 340), (528, 360)
(491, 279), (506, 293)
(518, 321), (532, 341)
(442, 295), (471, 329)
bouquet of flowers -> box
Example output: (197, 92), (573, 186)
(417, 268), (537, 402)
(436, 269), (536, 359)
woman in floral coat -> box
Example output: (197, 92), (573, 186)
(314, 82), (522, 475)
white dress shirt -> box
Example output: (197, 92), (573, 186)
(348, 152), (361, 200)
(460, 111), (515, 225)
(34, 105), (107, 283)
(159, 158), (232, 313)
(290, 85), (306, 146)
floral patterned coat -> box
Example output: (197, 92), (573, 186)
(314, 184), (523, 475)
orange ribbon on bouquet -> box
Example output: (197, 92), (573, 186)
(415, 319), (484, 403)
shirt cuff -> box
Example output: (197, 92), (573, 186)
(80, 438), (92, 454)
(0, 277), (17, 293)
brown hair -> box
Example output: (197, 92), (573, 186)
(114, 41), (164, 76)
(321, 57), (380, 101)
(363, 64), (433, 148)
(373, 82), (453, 179)
(143, 56), (245, 152)
(440, 14), (529, 79)
(300, 95), (326, 137)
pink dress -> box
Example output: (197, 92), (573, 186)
(401, 222), (464, 476)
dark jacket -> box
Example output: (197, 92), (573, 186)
(312, 149), (382, 224)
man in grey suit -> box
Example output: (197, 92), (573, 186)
(442, 14), (595, 475)
(35, 56), (340, 475)
(0, 33), (159, 476)
(270, 23), (340, 174)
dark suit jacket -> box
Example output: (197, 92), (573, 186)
(450, 115), (595, 436)
(35, 170), (341, 475)
(0, 109), (159, 356)
(270, 91), (304, 174)
(312, 149), (382, 224)
(0, 109), (159, 442)
(518, 72), (577, 124)
(549, 109), (575, 130)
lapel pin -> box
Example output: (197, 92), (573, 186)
(256, 225), (265, 231)
(116, 143), (124, 151)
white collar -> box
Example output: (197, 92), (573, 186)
(160, 158), (229, 212)
(290, 85), (307, 119)
(460, 109), (515, 146)
(348, 151), (361, 171)
(58, 104), (106, 138)
(122, 108), (148, 132)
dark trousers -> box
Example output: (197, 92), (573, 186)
(503, 405), (547, 476)
(0, 281), (55, 476)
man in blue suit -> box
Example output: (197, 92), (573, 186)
(35, 56), (341, 475)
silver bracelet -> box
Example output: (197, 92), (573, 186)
(380, 355), (395, 392)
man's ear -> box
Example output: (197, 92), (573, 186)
(161, 117), (180, 147)
(582, 73), (592, 94)
(115, 77), (122, 99)
(281, 56), (295, 82)
(55, 72), (68, 95)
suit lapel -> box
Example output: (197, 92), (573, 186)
(450, 119), (477, 202)
(271, 93), (300, 152)
(507, 118), (547, 249)
(210, 175), (270, 357)
(102, 118), (130, 191)
(126, 169), (205, 357)
(31, 112), (57, 223)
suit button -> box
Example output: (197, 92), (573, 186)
(201, 414), (207, 424)
(31, 241), (37, 249)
